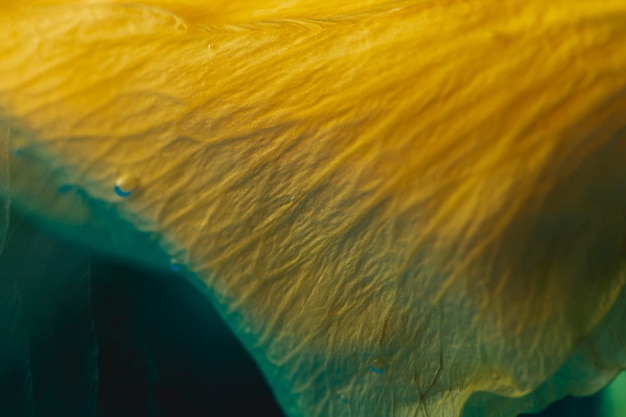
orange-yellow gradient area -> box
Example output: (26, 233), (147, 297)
(1, 1), (626, 416)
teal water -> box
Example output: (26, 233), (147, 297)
(0, 210), (282, 417)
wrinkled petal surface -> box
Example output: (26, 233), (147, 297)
(1, 1), (626, 416)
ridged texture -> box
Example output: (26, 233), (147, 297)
(1, 1), (626, 416)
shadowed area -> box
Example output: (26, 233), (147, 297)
(0, 210), (285, 417)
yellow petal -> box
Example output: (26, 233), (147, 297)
(1, 1), (626, 416)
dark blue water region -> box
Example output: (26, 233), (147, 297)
(0, 210), (603, 417)
(0, 210), (283, 417)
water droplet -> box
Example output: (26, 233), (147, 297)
(169, 259), (181, 272)
(368, 357), (388, 374)
(114, 174), (139, 198)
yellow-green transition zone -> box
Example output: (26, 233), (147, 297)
(1, 1), (626, 416)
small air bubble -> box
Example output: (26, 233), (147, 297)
(169, 259), (181, 272)
(368, 357), (388, 374)
(338, 394), (348, 404)
(114, 174), (139, 198)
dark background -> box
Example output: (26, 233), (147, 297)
(0, 210), (602, 417)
